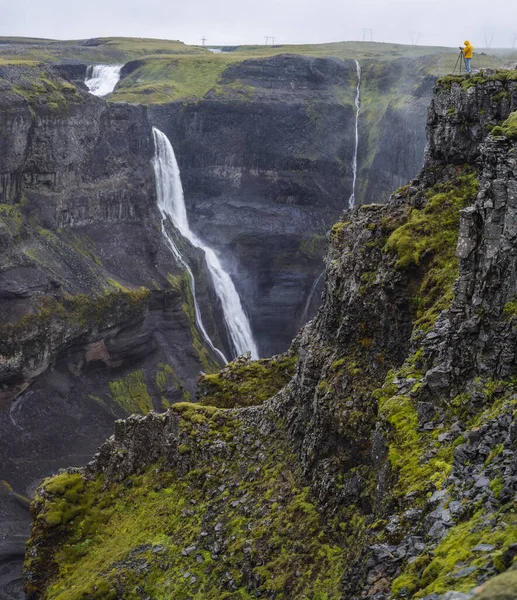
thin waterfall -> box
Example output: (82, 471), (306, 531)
(152, 127), (259, 360)
(85, 65), (123, 97)
(300, 270), (324, 324)
(348, 60), (361, 208)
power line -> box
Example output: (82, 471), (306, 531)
(201, 37), (207, 46)
(484, 33), (494, 49)
(362, 28), (373, 42)
(264, 36), (276, 45)
(410, 31), (422, 46)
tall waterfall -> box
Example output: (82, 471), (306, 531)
(348, 60), (361, 208)
(152, 127), (259, 361)
(85, 65), (123, 97)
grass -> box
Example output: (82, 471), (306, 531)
(0, 36), (208, 65)
(112, 54), (237, 103)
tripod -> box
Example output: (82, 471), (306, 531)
(453, 49), (466, 75)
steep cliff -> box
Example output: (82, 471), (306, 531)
(0, 64), (226, 599)
(144, 53), (434, 355)
(25, 70), (517, 599)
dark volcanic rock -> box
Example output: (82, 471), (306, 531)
(149, 54), (433, 355)
(0, 65), (226, 599)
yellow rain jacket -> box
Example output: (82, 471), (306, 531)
(462, 41), (474, 58)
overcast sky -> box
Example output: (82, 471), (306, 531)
(1, 0), (515, 48)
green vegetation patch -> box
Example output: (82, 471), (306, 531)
(500, 111), (517, 139)
(198, 354), (297, 408)
(384, 169), (478, 330)
(12, 73), (82, 111)
(27, 420), (347, 599)
(374, 355), (453, 500)
(392, 506), (517, 598)
(0, 287), (150, 341)
(112, 55), (238, 103)
(109, 371), (153, 415)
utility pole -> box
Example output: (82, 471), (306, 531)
(484, 33), (494, 49)
(264, 36), (275, 45)
(201, 37), (207, 46)
(512, 33), (517, 50)
(362, 28), (373, 42)
(410, 32), (421, 46)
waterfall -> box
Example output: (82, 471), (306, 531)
(85, 65), (123, 97)
(348, 60), (361, 208)
(152, 127), (259, 361)
(300, 271), (324, 324)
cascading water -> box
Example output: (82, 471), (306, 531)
(152, 127), (259, 361)
(85, 65), (123, 97)
(348, 60), (361, 208)
(300, 271), (324, 324)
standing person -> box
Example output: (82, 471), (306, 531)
(461, 40), (474, 73)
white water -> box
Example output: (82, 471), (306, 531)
(300, 271), (324, 324)
(85, 65), (123, 97)
(152, 127), (259, 361)
(348, 60), (361, 208)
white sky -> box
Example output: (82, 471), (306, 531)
(1, 0), (516, 48)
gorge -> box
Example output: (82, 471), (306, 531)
(24, 66), (517, 600)
(1, 35), (516, 600)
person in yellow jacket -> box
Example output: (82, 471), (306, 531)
(461, 40), (474, 73)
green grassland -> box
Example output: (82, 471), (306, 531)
(0, 36), (509, 104)
(110, 41), (505, 104)
(0, 36), (208, 66)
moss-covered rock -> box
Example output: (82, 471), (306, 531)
(197, 352), (297, 408)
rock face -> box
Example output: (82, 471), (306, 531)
(148, 54), (432, 355)
(24, 71), (517, 599)
(0, 64), (226, 599)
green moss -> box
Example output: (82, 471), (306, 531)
(0, 204), (24, 236)
(13, 74), (82, 111)
(500, 111), (517, 139)
(384, 170), (478, 331)
(108, 371), (153, 415)
(37, 473), (86, 528)
(476, 570), (517, 599)
(377, 391), (452, 498)
(393, 506), (517, 598)
(0, 288), (150, 343)
(331, 221), (350, 237)
(29, 424), (348, 599)
(299, 234), (327, 259)
(198, 354), (297, 408)
(490, 476), (504, 498)
(503, 301), (517, 318)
